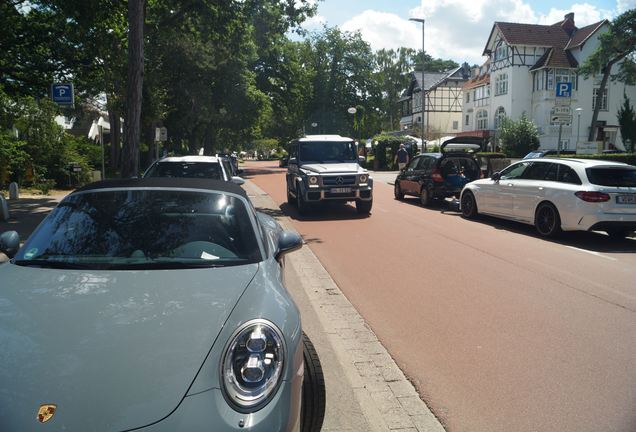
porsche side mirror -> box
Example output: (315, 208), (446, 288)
(231, 176), (245, 185)
(276, 230), (303, 260)
(0, 230), (20, 258)
(491, 172), (501, 181)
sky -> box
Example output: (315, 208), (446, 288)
(299, 0), (635, 65)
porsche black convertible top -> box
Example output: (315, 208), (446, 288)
(72, 177), (248, 198)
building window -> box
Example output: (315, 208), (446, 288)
(533, 71), (544, 91)
(453, 121), (458, 130)
(495, 43), (508, 61)
(477, 110), (488, 130)
(465, 115), (470, 126)
(495, 74), (508, 95)
(414, 92), (422, 111)
(592, 88), (608, 111)
(466, 92), (470, 103)
(546, 68), (577, 91)
(495, 107), (506, 129)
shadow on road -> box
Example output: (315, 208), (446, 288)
(279, 202), (371, 222)
(240, 166), (284, 179)
(395, 196), (636, 253)
(460, 213), (636, 253)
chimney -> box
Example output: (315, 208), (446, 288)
(561, 12), (576, 36)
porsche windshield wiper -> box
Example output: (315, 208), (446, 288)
(13, 259), (95, 269)
(110, 261), (226, 270)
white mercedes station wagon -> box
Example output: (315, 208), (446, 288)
(459, 158), (636, 238)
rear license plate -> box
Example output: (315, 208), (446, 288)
(330, 187), (352, 193)
(616, 194), (636, 204)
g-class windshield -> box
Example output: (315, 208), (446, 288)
(299, 141), (357, 163)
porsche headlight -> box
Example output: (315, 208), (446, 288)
(308, 175), (319, 185)
(359, 174), (368, 184)
(221, 320), (285, 411)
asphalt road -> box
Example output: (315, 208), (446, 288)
(243, 160), (636, 432)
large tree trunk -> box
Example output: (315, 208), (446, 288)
(588, 58), (619, 142)
(121, 0), (145, 178)
(108, 108), (121, 170)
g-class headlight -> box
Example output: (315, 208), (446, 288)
(359, 174), (368, 183)
(221, 320), (285, 411)
(308, 175), (319, 185)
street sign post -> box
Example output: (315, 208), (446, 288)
(554, 82), (573, 156)
(51, 83), (74, 107)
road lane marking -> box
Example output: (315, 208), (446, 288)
(564, 246), (617, 261)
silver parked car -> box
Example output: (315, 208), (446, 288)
(460, 158), (636, 238)
(144, 155), (245, 185)
(0, 178), (325, 431)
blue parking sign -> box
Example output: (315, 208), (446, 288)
(555, 82), (572, 98)
(51, 83), (74, 106)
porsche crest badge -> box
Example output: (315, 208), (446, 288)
(36, 404), (57, 423)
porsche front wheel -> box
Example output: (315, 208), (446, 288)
(300, 332), (326, 432)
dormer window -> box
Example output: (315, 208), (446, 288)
(495, 43), (508, 61)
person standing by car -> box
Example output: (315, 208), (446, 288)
(395, 143), (409, 170)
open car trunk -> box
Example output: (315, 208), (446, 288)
(440, 157), (481, 189)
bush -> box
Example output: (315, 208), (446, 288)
(498, 114), (540, 157)
(561, 153), (636, 165)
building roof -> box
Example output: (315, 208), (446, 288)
(494, 22), (571, 49)
(483, 13), (607, 63)
(566, 20), (608, 49)
(413, 71), (448, 92)
(530, 48), (578, 70)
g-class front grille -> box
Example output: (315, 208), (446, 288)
(322, 175), (356, 186)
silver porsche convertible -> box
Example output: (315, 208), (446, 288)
(0, 178), (325, 431)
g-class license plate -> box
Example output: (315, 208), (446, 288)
(616, 194), (636, 204)
(330, 187), (352, 193)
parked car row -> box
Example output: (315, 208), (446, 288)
(0, 159), (327, 430)
(394, 137), (636, 239)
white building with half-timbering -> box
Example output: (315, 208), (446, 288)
(462, 12), (636, 152)
(399, 65), (471, 140)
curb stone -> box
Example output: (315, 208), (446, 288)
(243, 180), (445, 432)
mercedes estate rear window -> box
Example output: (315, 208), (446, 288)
(145, 162), (224, 180)
(586, 167), (636, 187)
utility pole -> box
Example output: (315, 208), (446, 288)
(410, 17), (426, 151)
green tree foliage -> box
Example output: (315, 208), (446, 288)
(0, 86), (98, 187)
(579, 9), (636, 141)
(497, 114), (540, 157)
(618, 93), (636, 152)
(303, 27), (376, 137)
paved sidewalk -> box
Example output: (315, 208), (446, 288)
(243, 180), (445, 432)
(0, 193), (66, 262)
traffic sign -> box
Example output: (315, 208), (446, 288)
(551, 106), (571, 115)
(51, 83), (74, 106)
(555, 82), (572, 98)
(155, 127), (168, 142)
(551, 115), (572, 125)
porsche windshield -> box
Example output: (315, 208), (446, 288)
(13, 189), (262, 269)
(298, 141), (357, 163)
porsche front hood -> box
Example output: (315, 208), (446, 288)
(0, 263), (258, 431)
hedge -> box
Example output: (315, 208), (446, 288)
(548, 153), (636, 166)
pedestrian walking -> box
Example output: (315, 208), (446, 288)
(395, 143), (409, 170)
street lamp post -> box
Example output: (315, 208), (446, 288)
(575, 108), (583, 150)
(348, 106), (357, 140)
(410, 17), (426, 151)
